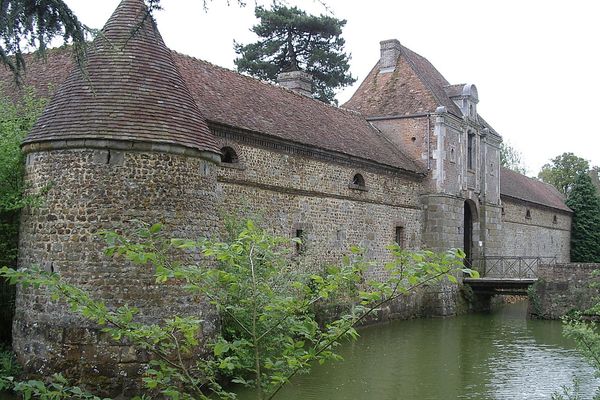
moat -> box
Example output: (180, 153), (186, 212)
(237, 301), (599, 399)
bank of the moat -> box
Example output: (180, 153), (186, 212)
(237, 302), (599, 400)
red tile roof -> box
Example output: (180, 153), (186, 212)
(343, 44), (462, 117)
(174, 53), (423, 173)
(23, 0), (219, 154)
(1, 51), (423, 174)
(500, 167), (572, 212)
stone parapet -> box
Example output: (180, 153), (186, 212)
(529, 263), (600, 319)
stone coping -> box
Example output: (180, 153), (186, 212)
(22, 139), (222, 163)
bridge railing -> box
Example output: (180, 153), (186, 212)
(466, 256), (557, 279)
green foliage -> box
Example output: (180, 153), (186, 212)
(551, 378), (595, 400)
(566, 173), (600, 263)
(538, 152), (591, 196)
(234, 4), (355, 104)
(500, 141), (527, 174)
(0, 0), (88, 83)
(1, 220), (475, 399)
(1, 346), (110, 399)
(0, 89), (46, 267)
(0, 89), (46, 212)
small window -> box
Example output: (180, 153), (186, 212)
(553, 215), (558, 224)
(353, 173), (365, 187)
(467, 133), (476, 170)
(294, 229), (305, 255)
(525, 209), (531, 219)
(349, 173), (367, 190)
(395, 226), (405, 248)
(220, 147), (238, 164)
(501, 206), (505, 216)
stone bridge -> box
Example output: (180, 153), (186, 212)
(463, 256), (557, 295)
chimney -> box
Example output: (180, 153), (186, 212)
(379, 39), (402, 73)
(277, 71), (313, 97)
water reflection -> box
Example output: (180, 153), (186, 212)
(236, 302), (599, 400)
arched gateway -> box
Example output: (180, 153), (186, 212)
(464, 199), (478, 265)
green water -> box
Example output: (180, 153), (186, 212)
(236, 302), (599, 400)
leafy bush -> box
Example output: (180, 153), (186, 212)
(1, 220), (476, 399)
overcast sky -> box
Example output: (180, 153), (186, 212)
(64, 0), (600, 176)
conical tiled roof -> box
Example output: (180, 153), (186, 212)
(24, 0), (219, 154)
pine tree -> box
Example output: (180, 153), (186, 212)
(234, 4), (355, 104)
(0, 0), (88, 81)
(566, 173), (600, 263)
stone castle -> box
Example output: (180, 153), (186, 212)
(0, 0), (571, 392)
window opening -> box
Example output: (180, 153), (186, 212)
(295, 229), (305, 255)
(352, 173), (365, 187)
(220, 147), (238, 164)
(467, 133), (475, 170)
(525, 209), (531, 219)
(395, 226), (405, 248)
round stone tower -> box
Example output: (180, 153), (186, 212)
(14, 0), (221, 394)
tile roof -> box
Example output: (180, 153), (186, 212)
(343, 44), (462, 117)
(174, 54), (423, 173)
(1, 52), (424, 174)
(23, 0), (219, 154)
(500, 167), (572, 212)
(443, 84), (464, 98)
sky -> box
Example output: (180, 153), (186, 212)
(63, 0), (600, 176)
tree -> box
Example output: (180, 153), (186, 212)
(0, 89), (46, 264)
(234, 4), (355, 104)
(538, 152), (590, 196)
(0, 88), (46, 344)
(0, 221), (475, 399)
(0, 0), (242, 82)
(0, 0), (88, 82)
(500, 141), (527, 174)
(590, 166), (600, 194)
(566, 173), (600, 263)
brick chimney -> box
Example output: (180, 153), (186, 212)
(277, 71), (313, 97)
(379, 39), (402, 73)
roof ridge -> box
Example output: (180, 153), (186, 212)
(172, 50), (364, 119)
(399, 45), (450, 112)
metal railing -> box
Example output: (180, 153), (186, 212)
(465, 256), (557, 279)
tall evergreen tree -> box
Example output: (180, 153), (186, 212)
(0, 0), (88, 81)
(566, 173), (600, 263)
(234, 4), (355, 104)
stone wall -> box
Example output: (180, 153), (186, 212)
(216, 139), (424, 258)
(498, 198), (571, 262)
(530, 263), (600, 319)
(16, 146), (219, 396)
(215, 136), (461, 317)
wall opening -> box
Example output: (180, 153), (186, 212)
(295, 229), (305, 255)
(464, 200), (478, 266)
(352, 173), (365, 187)
(220, 147), (239, 164)
(467, 132), (476, 170)
(395, 226), (405, 248)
